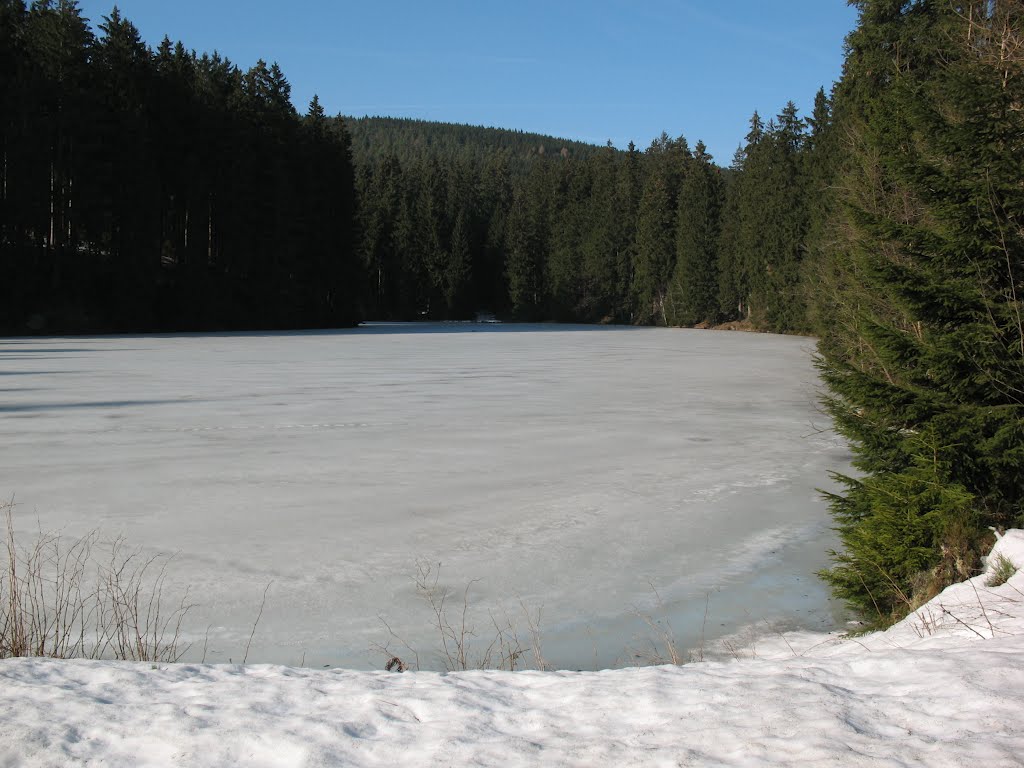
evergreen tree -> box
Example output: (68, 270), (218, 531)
(804, 86), (841, 335)
(545, 158), (588, 320)
(504, 160), (551, 319)
(758, 102), (811, 332)
(666, 141), (723, 326)
(715, 147), (747, 320)
(718, 114), (765, 322)
(22, 0), (94, 305)
(444, 209), (472, 315)
(817, 0), (1024, 624)
(612, 141), (642, 321)
(632, 134), (689, 324)
(477, 152), (514, 314)
(580, 142), (632, 323)
(0, 0), (30, 327)
(359, 154), (405, 318)
(713, 105), (813, 333)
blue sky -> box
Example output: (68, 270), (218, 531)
(75, 0), (859, 163)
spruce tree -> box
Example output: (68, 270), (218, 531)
(666, 141), (722, 326)
(632, 134), (688, 324)
(715, 147), (748, 320)
(717, 114), (766, 323)
(545, 159), (588, 320)
(576, 144), (624, 322)
(818, 0), (1024, 624)
(804, 87), (841, 336)
(504, 161), (550, 319)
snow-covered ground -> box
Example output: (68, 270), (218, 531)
(3, 532), (1022, 767)
(1, 324), (849, 669)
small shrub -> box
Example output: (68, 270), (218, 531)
(985, 554), (1018, 588)
(375, 560), (548, 672)
(1, 499), (193, 662)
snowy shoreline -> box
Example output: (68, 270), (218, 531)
(4, 532), (1022, 767)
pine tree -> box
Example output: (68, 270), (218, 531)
(21, 0), (94, 303)
(1, 4), (364, 331)
(359, 154), (405, 318)
(611, 141), (642, 321)
(0, 1), (30, 327)
(546, 159), (588, 320)
(444, 210), (472, 316)
(758, 102), (811, 332)
(728, 105), (811, 333)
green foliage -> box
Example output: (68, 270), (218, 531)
(666, 142), (722, 326)
(504, 162), (551, 319)
(718, 106), (812, 332)
(346, 116), (600, 171)
(349, 113), (827, 329)
(820, 446), (979, 624)
(715, 151), (747, 320)
(817, 0), (1024, 624)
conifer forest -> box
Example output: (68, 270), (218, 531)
(1, 0), (1022, 627)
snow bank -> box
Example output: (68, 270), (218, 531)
(3, 534), (1022, 767)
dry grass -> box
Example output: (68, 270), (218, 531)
(986, 554), (1018, 588)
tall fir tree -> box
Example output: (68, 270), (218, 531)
(632, 134), (689, 324)
(715, 146), (748, 320)
(666, 141), (723, 326)
(817, 0), (1024, 624)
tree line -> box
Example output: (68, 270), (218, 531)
(2, 0), (1022, 630)
(0, 1), (832, 334)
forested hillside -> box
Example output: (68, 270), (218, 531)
(351, 112), (830, 327)
(347, 117), (601, 168)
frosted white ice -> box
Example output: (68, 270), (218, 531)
(3, 532), (1022, 767)
(0, 325), (850, 668)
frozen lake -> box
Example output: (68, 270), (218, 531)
(1, 324), (851, 669)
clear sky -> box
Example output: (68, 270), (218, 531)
(75, 0), (859, 163)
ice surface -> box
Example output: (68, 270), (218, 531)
(0, 324), (851, 669)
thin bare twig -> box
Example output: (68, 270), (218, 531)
(242, 581), (272, 664)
